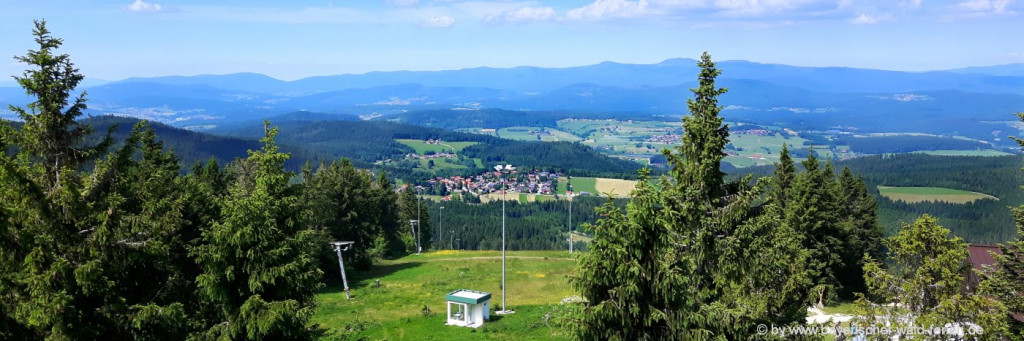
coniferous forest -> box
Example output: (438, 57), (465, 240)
(2, 20), (1023, 340)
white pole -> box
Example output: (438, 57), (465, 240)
(416, 188), (421, 254)
(569, 193), (573, 253)
(501, 175), (507, 312)
(334, 244), (351, 299)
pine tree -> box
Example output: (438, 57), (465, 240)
(983, 112), (1024, 340)
(858, 215), (1007, 340)
(194, 122), (323, 340)
(833, 167), (883, 298)
(572, 52), (812, 339)
(89, 121), (203, 339)
(0, 20), (121, 340)
(8, 20), (112, 191)
(770, 144), (796, 210)
(373, 171), (403, 257)
(302, 159), (383, 271)
(788, 150), (844, 307)
(570, 170), (680, 340)
(397, 186), (433, 253)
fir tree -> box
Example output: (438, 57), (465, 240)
(788, 150), (844, 307)
(833, 167), (883, 298)
(858, 215), (1007, 340)
(572, 52), (812, 340)
(983, 112), (1024, 340)
(194, 122), (323, 340)
(0, 20), (120, 340)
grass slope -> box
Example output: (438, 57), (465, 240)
(315, 250), (576, 340)
(877, 186), (998, 204)
(557, 177), (597, 195)
(397, 139), (479, 154)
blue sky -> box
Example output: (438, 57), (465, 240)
(1, 0), (1022, 81)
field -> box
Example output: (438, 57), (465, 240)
(553, 177), (638, 198)
(877, 186), (998, 204)
(554, 119), (858, 168)
(556, 177), (596, 195)
(417, 157), (470, 170)
(496, 127), (582, 142)
(592, 178), (637, 197)
(313, 250), (577, 340)
(397, 139), (479, 154)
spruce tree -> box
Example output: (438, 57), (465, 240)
(572, 52), (812, 340)
(788, 150), (844, 307)
(397, 186), (433, 252)
(194, 122), (322, 340)
(570, 170), (679, 340)
(0, 20), (121, 340)
(984, 112), (1024, 339)
(302, 159), (383, 271)
(859, 215), (1007, 340)
(833, 167), (883, 298)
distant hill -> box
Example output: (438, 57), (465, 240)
(106, 59), (1024, 95)
(947, 63), (1024, 77)
(215, 119), (645, 179)
(6, 58), (1024, 152)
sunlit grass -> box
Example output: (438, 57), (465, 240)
(314, 250), (577, 340)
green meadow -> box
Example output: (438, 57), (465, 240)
(314, 250), (577, 340)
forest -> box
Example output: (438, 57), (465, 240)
(737, 153), (1024, 243)
(2, 21), (1022, 340)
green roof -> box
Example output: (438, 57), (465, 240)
(446, 289), (491, 304)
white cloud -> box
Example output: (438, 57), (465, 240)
(957, 0), (1011, 13)
(850, 13), (880, 24)
(423, 15), (456, 27)
(385, 0), (419, 6)
(485, 6), (559, 22)
(946, 0), (1016, 18)
(124, 0), (165, 12)
(566, 0), (650, 20)
(503, 6), (558, 22)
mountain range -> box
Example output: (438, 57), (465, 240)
(3, 59), (1024, 148)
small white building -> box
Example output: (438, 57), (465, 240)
(445, 289), (491, 328)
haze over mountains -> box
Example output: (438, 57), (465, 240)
(3, 58), (1024, 149)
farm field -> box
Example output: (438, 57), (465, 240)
(553, 119), (861, 168)
(592, 178), (637, 197)
(397, 139), (479, 154)
(877, 186), (998, 204)
(417, 157), (471, 170)
(557, 177), (597, 195)
(313, 250), (577, 340)
(496, 126), (582, 142)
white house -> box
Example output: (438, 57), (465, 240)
(445, 289), (491, 328)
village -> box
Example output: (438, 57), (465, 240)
(418, 168), (570, 199)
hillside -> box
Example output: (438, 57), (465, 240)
(315, 250), (577, 340)
(734, 154), (1024, 243)
(215, 120), (645, 179)
(5, 59), (1022, 150)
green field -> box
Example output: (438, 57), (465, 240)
(877, 186), (998, 204)
(554, 119), (856, 169)
(557, 177), (597, 195)
(314, 250), (576, 340)
(497, 127), (582, 142)
(417, 157), (470, 170)
(913, 149), (1013, 157)
(397, 139), (479, 154)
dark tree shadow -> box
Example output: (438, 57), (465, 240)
(320, 261), (424, 293)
